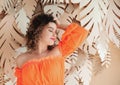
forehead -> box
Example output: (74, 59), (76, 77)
(45, 22), (57, 30)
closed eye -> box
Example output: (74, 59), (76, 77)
(48, 27), (55, 32)
(48, 29), (53, 32)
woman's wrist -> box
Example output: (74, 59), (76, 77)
(54, 17), (69, 30)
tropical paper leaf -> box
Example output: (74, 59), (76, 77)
(22, 0), (39, 18)
(0, 1), (25, 84)
(64, 49), (82, 85)
(0, 13), (25, 83)
(0, 0), (4, 12)
(4, 74), (16, 85)
(89, 54), (102, 75)
(40, 0), (82, 4)
(0, 67), (4, 85)
(77, 49), (92, 85)
(14, 0), (41, 36)
(2, 0), (22, 14)
(96, 30), (110, 62)
(79, 57), (92, 85)
(90, 54), (105, 75)
(65, 73), (82, 85)
(90, 51), (111, 75)
(33, 0), (45, 15)
(44, 4), (65, 17)
(65, 49), (93, 85)
(101, 50), (111, 68)
(80, 38), (97, 55)
(15, 8), (30, 35)
(79, 0), (109, 55)
(0, 15), (16, 82)
(65, 49), (92, 85)
(64, 50), (78, 77)
(40, 0), (64, 5)
(44, 4), (82, 24)
(15, 46), (27, 57)
(103, 0), (120, 48)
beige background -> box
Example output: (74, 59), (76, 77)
(90, 42), (120, 85)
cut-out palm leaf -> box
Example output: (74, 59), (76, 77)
(40, 0), (61, 5)
(65, 50), (78, 76)
(0, 0), (4, 12)
(2, 0), (22, 14)
(15, 8), (29, 35)
(65, 49), (92, 85)
(0, 14), (24, 82)
(22, 0), (39, 18)
(79, 0), (109, 55)
(79, 57), (92, 85)
(101, 50), (111, 68)
(64, 49), (82, 85)
(90, 54), (105, 75)
(103, 0), (120, 48)
(96, 30), (110, 62)
(44, 4), (65, 17)
(77, 49), (92, 85)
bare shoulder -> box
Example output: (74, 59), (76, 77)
(16, 52), (29, 68)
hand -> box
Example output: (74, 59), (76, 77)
(72, 16), (81, 25)
(54, 16), (69, 30)
(54, 17), (60, 27)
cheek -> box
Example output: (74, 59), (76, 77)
(41, 30), (53, 41)
(41, 31), (49, 37)
(46, 32), (53, 38)
(42, 33), (51, 41)
(43, 29), (51, 35)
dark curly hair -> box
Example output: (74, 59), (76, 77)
(26, 13), (56, 50)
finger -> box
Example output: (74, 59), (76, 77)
(54, 17), (60, 25)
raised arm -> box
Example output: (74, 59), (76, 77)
(58, 23), (88, 58)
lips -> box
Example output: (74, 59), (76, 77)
(50, 37), (56, 41)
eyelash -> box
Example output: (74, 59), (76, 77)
(48, 29), (57, 34)
(48, 29), (53, 32)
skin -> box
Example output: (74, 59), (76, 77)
(16, 22), (62, 68)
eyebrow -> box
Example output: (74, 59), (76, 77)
(48, 26), (57, 33)
(48, 27), (55, 30)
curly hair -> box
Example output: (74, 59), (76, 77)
(26, 13), (56, 50)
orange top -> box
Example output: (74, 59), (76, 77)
(15, 23), (88, 85)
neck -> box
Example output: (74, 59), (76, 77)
(36, 40), (48, 55)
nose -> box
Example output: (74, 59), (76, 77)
(53, 32), (57, 38)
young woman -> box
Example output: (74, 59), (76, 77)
(15, 13), (88, 85)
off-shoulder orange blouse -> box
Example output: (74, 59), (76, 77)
(15, 23), (88, 85)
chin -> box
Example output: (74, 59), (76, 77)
(47, 39), (55, 46)
(49, 43), (54, 46)
(49, 42), (54, 46)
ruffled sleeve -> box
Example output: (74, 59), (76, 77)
(58, 23), (88, 58)
(15, 67), (22, 85)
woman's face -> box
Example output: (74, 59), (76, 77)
(40, 22), (57, 46)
